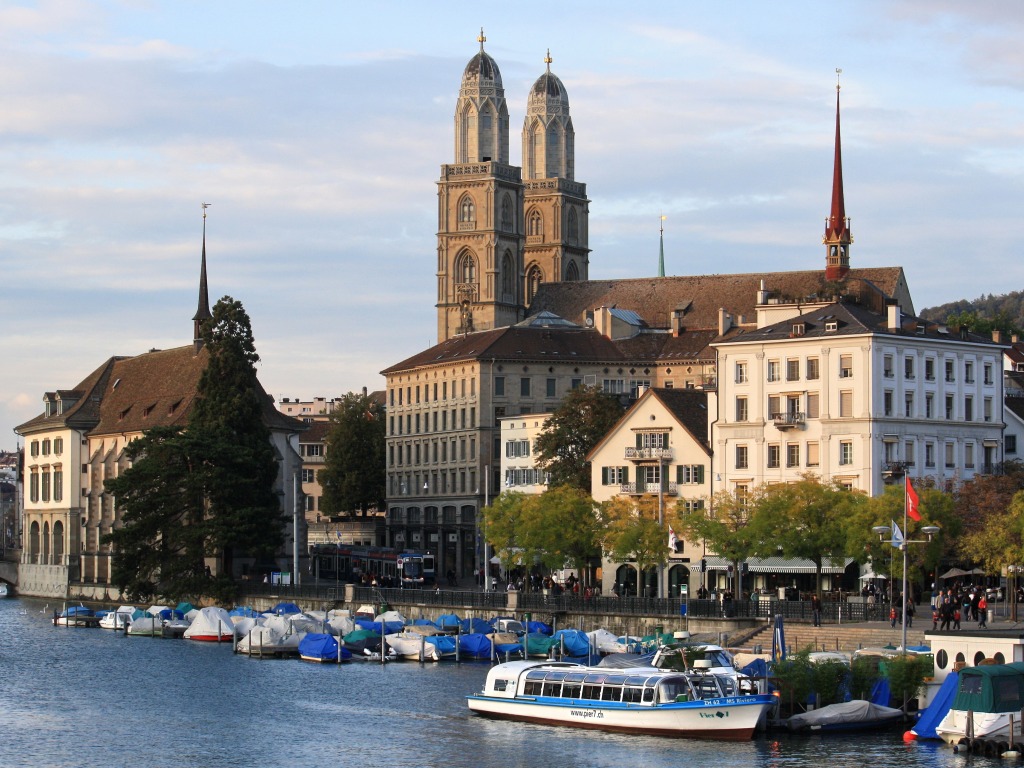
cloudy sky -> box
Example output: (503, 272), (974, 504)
(3, 1), (1024, 447)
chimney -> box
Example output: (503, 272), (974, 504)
(886, 300), (900, 331)
(993, 329), (1003, 344)
(757, 279), (769, 305)
(718, 308), (732, 336)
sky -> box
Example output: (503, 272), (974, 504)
(3, 0), (1024, 448)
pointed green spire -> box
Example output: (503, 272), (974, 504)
(658, 215), (666, 277)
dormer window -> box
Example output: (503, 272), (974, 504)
(792, 323), (805, 337)
(825, 320), (838, 333)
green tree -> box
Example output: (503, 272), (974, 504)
(481, 486), (601, 579)
(104, 426), (207, 601)
(677, 489), (758, 583)
(533, 385), (625, 490)
(749, 475), (865, 596)
(104, 297), (283, 602)
(318, 391), (386, 516)
(959, 490), (1024, 575)
(600, 495), (676, 594)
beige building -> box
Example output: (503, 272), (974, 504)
(16, 232), (306, 599)
(587, 387), (711, 597)
(499, 413), (552, 494)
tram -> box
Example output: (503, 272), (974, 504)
(310, 545), (435, 587)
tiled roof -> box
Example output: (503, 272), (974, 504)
(301, 420), (332, 444)
(17, 345), (303, 438)
(714, 300), (1003, 346)
(651, 388), (711, 452)
(528, 267), (910, 330)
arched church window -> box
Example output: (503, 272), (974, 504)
(567, 208), (579, 243)
(528, 210), (543, 237)
(526, 265), (543, 304)
(460, 196), (475, 223)
(460, 255), (477, 285)
(501, 195), (513, 231)
(565, 261), (580, 281)
(502, 252), (514, 297)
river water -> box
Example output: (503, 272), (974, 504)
(0, 597), (984, 768)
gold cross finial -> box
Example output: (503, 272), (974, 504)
(478, 28), (486, 51)
(544, 49), (552, 70)
(201, 202), (211, 219)
(836, 67), (842, 93)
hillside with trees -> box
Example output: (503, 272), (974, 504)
(920, 290), (1024, 336)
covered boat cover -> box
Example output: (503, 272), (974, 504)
(327, 616), (355, 636)
(176, 602), (196, 615)
(343, 629), (382, 655)
(526, 620), (551, 635)
(299, 633), (352, 662)
(376, 610), (408, 624)
(461, 618), (493, 635)
(587, 628), (628, 654)
(229, 606), (261, 618)
(425, 635), (458, 655)
(183, 606), (236, 639)
(62, 605), (94, 617)
(355, 618), (404, 634)
(525, 632), (557, 657)
(913, 671), (959, 740)
(458, 633), (494, 659)
(236, 626), (282, 652)
(436, 614), (462, 630)
(551, 629), (592, 657)
(271, 601), (301, 616)
(951, 663), (1024, 713)
(787, 700), (903, 732)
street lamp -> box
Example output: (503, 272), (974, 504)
(1008, 565), (1023, 623)
(873, 523), (940, 653)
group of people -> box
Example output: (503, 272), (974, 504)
(931, 586), (991, 631)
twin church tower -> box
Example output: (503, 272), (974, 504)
(436, 33), (590, 342)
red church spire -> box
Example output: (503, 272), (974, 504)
(824, 69), (852, 281)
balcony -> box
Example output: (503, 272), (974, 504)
(624, 447), (674, 461)
(772, 412), (805, 430)
(882, 461), (908, 479)
(619, 482), (678, 496)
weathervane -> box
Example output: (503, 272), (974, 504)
(202, 201), (211, 219)
(836, 67), (842, 93)
(545, 49), (552, 71)
(478, 28), (486, 51)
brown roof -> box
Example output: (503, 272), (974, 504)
(18, 344), (303, 438)
(651, 388), (711, 452)
(528, 267), (911, 330)
(301, 420), (332, 444)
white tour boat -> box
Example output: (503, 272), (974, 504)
(467, 660), (776, 740)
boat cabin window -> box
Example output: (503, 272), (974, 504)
(690, 675), (725, 699)
(493, 679), (510, 692)
(657, 676), (693, 703)
(960, 675), (984, 696)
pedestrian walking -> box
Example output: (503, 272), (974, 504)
(978, 595), (988, 628)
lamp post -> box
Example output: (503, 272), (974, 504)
(1009, 565), (1022, 623)
(873, 522), (939, 653)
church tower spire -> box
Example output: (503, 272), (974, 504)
(192, 202), (213, 353)
(658, 215), (666, 277)
(824, 69), (852, 281)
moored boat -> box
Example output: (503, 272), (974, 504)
(935, 662), (1024, 746)
(53, 605), (100, 627)
(183, 606), (236, 642)
(787, 700), (904, 733)
(467, 660), (776, 740)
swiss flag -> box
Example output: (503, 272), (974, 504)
(907, 478), (921, 521)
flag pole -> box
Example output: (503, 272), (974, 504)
(902, 472), (909, 655)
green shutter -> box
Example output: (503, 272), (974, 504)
(676, 465), (684, 484)
(636, 433), (643, 448)
(696, 465), (705, 484)
(601, 467), (609, 485)
(623, 466), (629, 483)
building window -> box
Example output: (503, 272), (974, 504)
(839, 441), (853, 466)
(520, 378), (531, 397)
(945, 442), (956, 469)
(735, 445), (749, 470)
(839, 390), (853, 418)
(905, 441), (915, 466)
(883, 355), (894, 378)
(30, 441), (39, 458)
(945, 395), (954, 420)
(965, 361), (975, 384)
(30, 471), (39, 503)
(806, 442), (820, 467)
(926, 443), (936, 468)
(768, 395), (780, 419)
(735, 397), (748, 422)
(602, 466), (628, 485)
(637, 432), (669, 449)
(676, 465), (705, 484)
(735, 362), (748, 384)
(806, 357), (820, 380)
(602, 379), (625, 394)
(806, 393), (819, 419)
(54, 437), (63, 455)
(984, 363), (994, 385)
(786, 444), (800, 468)
(904, 356), (915, 379)
(301, 469), (315, 483)
(839, 355), (853, 378)
(925, 393), (934, 419)
(945, 359), (955, 383)
(965, 442), (975, 469)
(767, 360), (780, 382)
(884, 391), (893, 417)
(964, 396), (973, 421)
(1007, 435), (1018, 455)
(786, 359), (800, 381)
(767, 444), (780, 469)
(904, 392), (914, 418)
(41, 470), (50, 502)
(53, 468), (62, 502)
(546, 378), (556, 398)
(683, 499), (705, 513)
(494, 376), (505, 396)
(925, 358), (935, 381)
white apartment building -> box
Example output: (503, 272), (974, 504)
(499, 413), (551, 495)
(712, 300), (1005, 497)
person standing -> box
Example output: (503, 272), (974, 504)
(978, 594), (989, 628)
(811, 594), (822, 627)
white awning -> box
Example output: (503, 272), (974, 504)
(693, 556), (853, 575)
